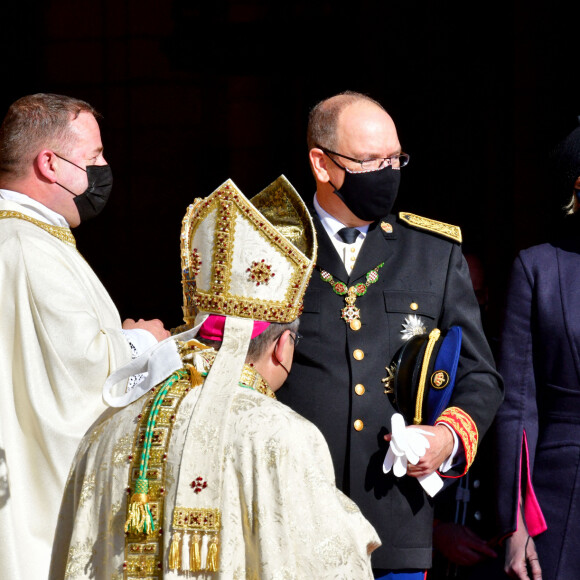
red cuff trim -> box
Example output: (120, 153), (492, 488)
(436, 407), (478, 474)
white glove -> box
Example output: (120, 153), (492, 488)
(383, 413), (444, 497)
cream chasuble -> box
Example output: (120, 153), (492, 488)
(50, 356), (380, 579)
(0, 198), (132, 579)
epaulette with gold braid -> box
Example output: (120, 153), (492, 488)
(398, 212), (462, 244)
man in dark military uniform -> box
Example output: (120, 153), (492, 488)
(277, 91), (503, 579)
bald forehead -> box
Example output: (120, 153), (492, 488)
(336, 99), (393, 127)
(335, 100), (400, 158)
(307, 92), (399, 153)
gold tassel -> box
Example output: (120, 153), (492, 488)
(190, 531), (202, 572)
(124, 493), (154, 535)
(184, 363), (204, 387)
(206, 533), (219, 572)
(168, 531), (181, 570)
(125, 477), (155, 535)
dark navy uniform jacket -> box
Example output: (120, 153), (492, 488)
(278, 211), (503, 570)
(495, 236), (580, 580)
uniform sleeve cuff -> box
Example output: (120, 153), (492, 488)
(436, 407), (478, 475)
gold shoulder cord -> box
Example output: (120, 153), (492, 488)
(414, 329), (441, 425)
(0, 210), (76, 247)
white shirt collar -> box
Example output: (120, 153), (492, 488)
(0, 189), (69, 227)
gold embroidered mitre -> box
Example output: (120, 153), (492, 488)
(180, 175), (317, 326)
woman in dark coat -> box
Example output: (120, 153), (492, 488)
(495, 124), (580, 580)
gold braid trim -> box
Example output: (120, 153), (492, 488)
(436, 406), (478, 474)
(399, 212), (462, 243)
(124, 370), (193, 580)
(0, 210), (76, 247)
(172, 507), (221, 531)
(414, 328), (441, 425)
(239, 364), (276, 399)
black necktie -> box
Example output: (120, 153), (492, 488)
(337, 227), (360, 244)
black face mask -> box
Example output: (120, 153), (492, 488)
(328, 156), (401, 222)
(55, 154), (113, 222)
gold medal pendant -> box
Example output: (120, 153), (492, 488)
(341, 287), (362, 330)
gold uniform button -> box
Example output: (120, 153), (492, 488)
(355, 384), (365, 395)
(353, 349), (364, 360)
(410, 302), (418, 310)
(350, 247), (356, 252)
(354, 419), (364, 431)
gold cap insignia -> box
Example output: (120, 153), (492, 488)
(430, 370), (450, 389)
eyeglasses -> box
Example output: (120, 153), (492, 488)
(289, 332), (302, 347)
(317, 145), (410, 172)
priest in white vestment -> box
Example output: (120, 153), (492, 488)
(0, 93), (170, 579)
(49, 177), (381, 579)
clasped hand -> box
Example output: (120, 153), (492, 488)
(383, 413), (434, 476)
(383, 413), (449, 497)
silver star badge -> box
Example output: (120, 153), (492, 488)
(401, 314), (427, 341)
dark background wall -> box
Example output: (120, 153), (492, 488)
(2, 0), (579, 337)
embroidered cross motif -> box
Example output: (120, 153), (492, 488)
(191, 477), (208, 494)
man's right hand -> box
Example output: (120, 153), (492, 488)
(122, 318), (171, 342)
